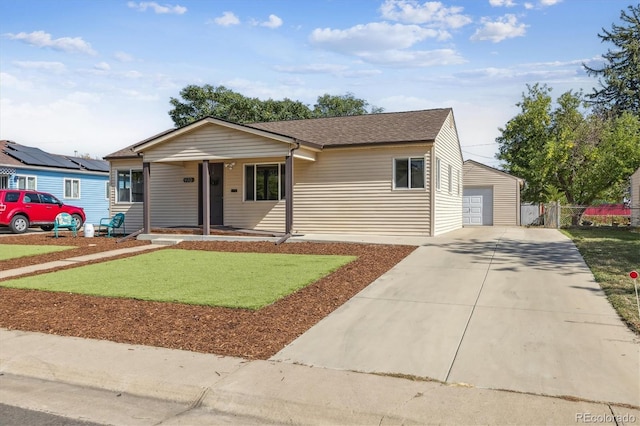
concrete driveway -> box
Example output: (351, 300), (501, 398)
(272, 227), (640, 406)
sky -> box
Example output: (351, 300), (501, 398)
(0, 0), (631, 166)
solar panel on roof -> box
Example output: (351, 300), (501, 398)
(5, 144), (80, 169)
(68, 157), (110, 172)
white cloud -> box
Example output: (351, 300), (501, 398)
(260, 14), (283, 29)
(94, 62), (111, 71)
(310, 22), (439, 53)
(13, 61), (67, 73)
(0, 72), (33, 90)
(489, 0), (517, 6)
(213, 11), (240, 26)
(274, 63), (349, 74)
(5, 31), (96, 55)
(540, 0), (562, 6)
(127, 1), (187, 14)
(470, 14), (527, 43)
(379, 0), (472, 28)
(358, 48), (466, 67)
(114, 51), (135, 62)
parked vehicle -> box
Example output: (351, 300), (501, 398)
(0, 190), (85, 234)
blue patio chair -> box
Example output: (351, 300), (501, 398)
(54, 213), (77, 238)
(97, 213), (125, 237)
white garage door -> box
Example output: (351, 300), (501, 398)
(463, 195), (483, 225)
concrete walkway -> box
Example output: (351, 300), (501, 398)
(273, 227), (640, 407)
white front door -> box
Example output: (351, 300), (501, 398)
(463, 195), (483, 225)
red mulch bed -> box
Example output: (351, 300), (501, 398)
(0, 233), (415, 359)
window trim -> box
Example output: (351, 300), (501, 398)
(457, 170), (461, 195)
(435, 158), (441, 191)
(0, 175), (8, 189)
(16, 174), (37, 190)
(244, 162), (286, 202)
(63, 178), (81, 199)
(448, 164), (453, 193)
(393, 157), (425, 190)
(116, 169), (143, 204)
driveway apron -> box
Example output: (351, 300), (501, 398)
(272, 227), (640, 406)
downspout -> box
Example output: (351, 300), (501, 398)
(275, 141), (300, 245)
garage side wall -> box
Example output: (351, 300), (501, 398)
(433, 112), (463, 235)
(463, 161), (520, 226)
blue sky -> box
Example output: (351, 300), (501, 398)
(0, 0), (629, 165)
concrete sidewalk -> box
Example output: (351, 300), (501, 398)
(1, 329), (638, 425)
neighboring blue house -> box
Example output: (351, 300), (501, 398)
(0, 140), (110, 225)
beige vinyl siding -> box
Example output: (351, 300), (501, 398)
(631, 167), (640, 226)
(433, 112), (463, 235)
(224, 157), (288, 232)
(142, 125), (291, 163)
(293, 145), (432, 236)
(149, 162), (200, 227)
(109, 158), (144, 232)
(463, 161), (521, 226)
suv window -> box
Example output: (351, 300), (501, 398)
(40, 193), (60, 204)
(24, 192), (41, 203)
(4, 192), (20, 203)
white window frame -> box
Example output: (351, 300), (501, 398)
(116, 169), (143, 203)
(244, 163), (286, 201)
(16, 174), (36, 190)
(0, 175), (8, 189)
(64, 178), (81, 199)
(435, 158), (441, 191)
(393, 157), (425, 190)
(448, 165), (453, 193)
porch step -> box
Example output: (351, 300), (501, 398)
(150, 238), (183, 246)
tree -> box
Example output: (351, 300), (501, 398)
(168, 85), (382, 127)
(312, 93), (383, 118)
(497, 84), (640, 223)
(583, 4), (640, 116)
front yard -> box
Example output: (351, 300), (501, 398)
(562, 228), (640, 334)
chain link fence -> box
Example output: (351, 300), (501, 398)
(535, 202), (638, 228)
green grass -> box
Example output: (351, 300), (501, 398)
(0, 244), (75, 261)
(562, 228), (640, 334)
(0, 249), (356, 310)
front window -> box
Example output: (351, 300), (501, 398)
(16, 175), (36, 190)
(64, 178), (80, 199)
(245, 164), (285, 201)
(394, 158), (425, 189)
(117, 169), (143, 203)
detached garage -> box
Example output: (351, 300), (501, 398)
(463, 160), (523, 226)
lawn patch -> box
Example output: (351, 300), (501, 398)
(0, 249), (356, 309)
(562, 228), (640, 334)
(0, 244), (74, 261)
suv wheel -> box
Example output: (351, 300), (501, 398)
(10, 215), (29, 234)
(71, 214), (84, 230)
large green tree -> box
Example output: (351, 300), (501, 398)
(583, 4), (640, 116)
(168, 84), (381, 127)
(497, 84), (640, 222)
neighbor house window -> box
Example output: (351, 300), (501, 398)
(245, 163), (285, 201)
(436, 158), (441, 191)
(64, 178), (80, 199)
(448, 165), (453, 193)
(394, 158), (425, 189)
(117, 169), (143, 203)
(0, 175), (8, 189)
(16, 175), (36, 190)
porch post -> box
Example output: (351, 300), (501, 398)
(202, 160), (210, 236)
(285, 154), (293, 234)
(143, 161), (151, 234)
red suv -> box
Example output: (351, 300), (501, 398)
(0, 190), (85, 234)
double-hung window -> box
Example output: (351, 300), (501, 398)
(394, 157), (424, 189)
(64, 178), (80, 199)
(16, 175), (36, 190)
(117, 169), (143, 203)
(245, 164), (285, 201)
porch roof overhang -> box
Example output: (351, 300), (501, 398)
(132, 116), (322, 155)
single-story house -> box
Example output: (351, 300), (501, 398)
(631, 167), (640, 226)
(104, 109), (463, 237)
(0, 140), (110, 224)
(462, 159), (523, 226)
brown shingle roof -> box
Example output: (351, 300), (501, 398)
(0, 141), (23, 166)
(248, 108), (452, 147)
